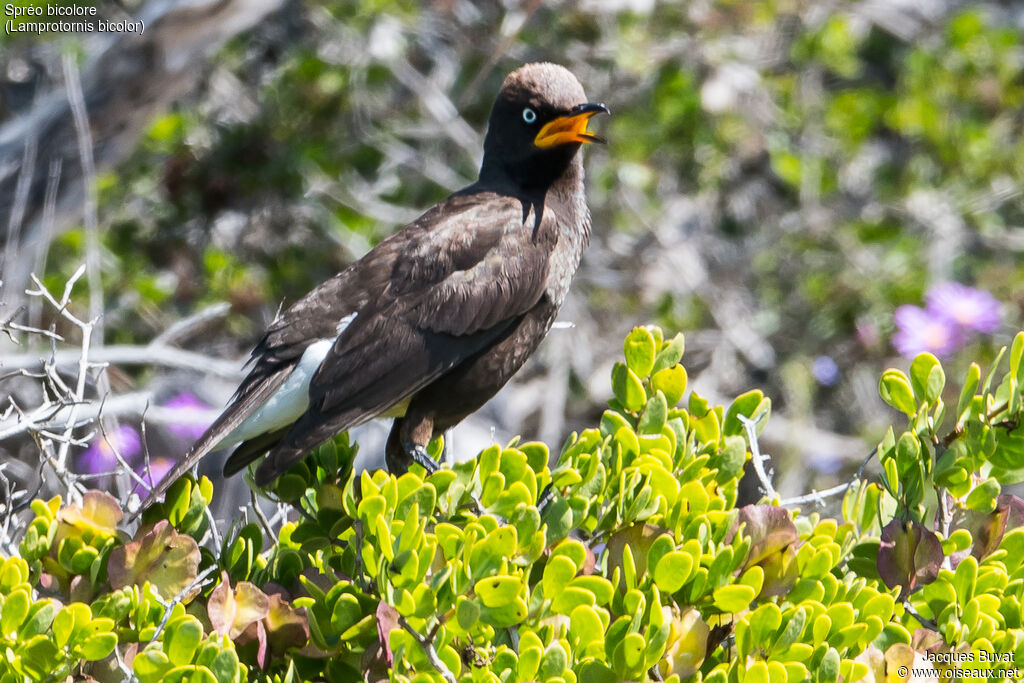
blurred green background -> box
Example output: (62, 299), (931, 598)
(2, 0), (1024, 499)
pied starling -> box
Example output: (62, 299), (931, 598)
(139, 62), (608, 509)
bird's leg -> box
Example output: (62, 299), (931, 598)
(386, 416), (440, 474)
(388, 415), (486, 515)
(537, 484), (556, 515)
(402, 440), (441, 474)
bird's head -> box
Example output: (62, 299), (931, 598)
(480, 62), (609, 192)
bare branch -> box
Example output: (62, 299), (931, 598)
(0, 390), (218, 442)
(95, 400), (155, 497)
(203, 505), (223, 552)
(739, 413), (777, 501)
(251, 488), (278, 548)
(2, 135), (37, 281)
(148, 564), (219, 644)
(152, 301), (232, 347)
(62, 53), (104, 338)
(5, 320), (65, 343)
(780, 484), (848, 507)
(398, 615), (458, 683)
(26, 268), (87, 327)
(903, 601), (939, 631)
(2, 343), (244, 380)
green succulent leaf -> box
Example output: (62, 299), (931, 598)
(909, 353), (945, 404)
(879, 370), (917, 417)
(612, 363), (647, 413)
(623, 327), (657, 378)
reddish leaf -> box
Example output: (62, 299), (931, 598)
(605, 523), (666, 583)
(376, 601), (401, 668)
(361, 641), (391, 683)
(107, 520), (200, 601)
(236, 619), (269, 669)
(955, 494), (1024, 561)
(37, 573), (57, 593)
(208, 571), (270, 640)
(261, 582), (291, 601)
(912, 628), (944, 653)
(581, 545), (597, 576)
(121, 643), (139, 668)
(914, 630), (970, 674)
(757, 543), (799, 598)
(998, 494), (1024, 528)
(68, 575), (92, 603)
(968, 507), (1008, 561)
(732, 505), (800, 567)
(877, 520), (942, 597)
(264, 593), (309, 654)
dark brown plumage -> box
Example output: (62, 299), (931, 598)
(138, 62), (607, 511)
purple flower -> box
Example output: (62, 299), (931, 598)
(133, 457), (174, 497)
(812, 356), (840, 386)
(163, 391), (213, 441)
(925, 282), (1001, 334)
(805, 450), (843, 474)
(78, 425), (142, 475)
(892, 305), (964, 359)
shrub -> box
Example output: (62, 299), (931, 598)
(2, 326), (1023, 682)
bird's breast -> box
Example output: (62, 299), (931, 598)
(543, 195), (590, 307)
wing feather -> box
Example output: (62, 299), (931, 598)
(254, 192), (556, 483)
(140, 189), (559, 504)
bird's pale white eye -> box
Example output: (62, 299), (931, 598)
(522, 107), (537, 124)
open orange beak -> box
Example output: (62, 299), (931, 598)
(533, 103), (610, 148)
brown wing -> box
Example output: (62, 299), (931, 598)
(138, 189), (553, 507)
(253, 191), (556, 484)
(134, 273), (364, 513)
(137, 219), (400, 511)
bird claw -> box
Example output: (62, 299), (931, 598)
(403, 442), (490, 518)
(537, 484), (556, 515)
(405, 442), (441, 475)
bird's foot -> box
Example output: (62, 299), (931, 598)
(403, 440), (441, 475)
(537, 484), (556, 515)
(403, 440), (489, 518)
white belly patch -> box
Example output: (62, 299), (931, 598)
(218, 313), (356, 446)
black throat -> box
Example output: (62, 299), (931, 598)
(476, 145), (583, 230)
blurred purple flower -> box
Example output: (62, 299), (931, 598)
(812, 356), (840, 386)
(133, 457), (174, 497)
(163, 391), (213, 441)
(78, 425), (142, 475)
(805, 450), (843, 475)
(892, 305), (964, 359)
(856, 320), (881, 349)
(925, 282), (1001, 334)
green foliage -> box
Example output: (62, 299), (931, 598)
(0, 556), (118, 680)
(6, 326), (1024, 681)
(133, 622), (245, 683)
(848, 331), (1024, 677)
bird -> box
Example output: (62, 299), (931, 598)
(137, 62), (608, 512)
